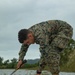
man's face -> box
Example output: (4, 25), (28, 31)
(23, 33), (35, 45)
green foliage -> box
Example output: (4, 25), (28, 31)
(0, 57), (38, 69)
(0, 57), (3, 65)
(60, 39), (75, 66)
(10, 58), (17, 68)
(60, 49), (75, 72)
(0, 57), (18, 69)
(3, 60), (9, 65)
(22, 63), (38, 69)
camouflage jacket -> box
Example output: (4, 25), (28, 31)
(18, 20), (73, 60)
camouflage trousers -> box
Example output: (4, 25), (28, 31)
(38, 23), (73, 74)
(38, 46), (60, 74)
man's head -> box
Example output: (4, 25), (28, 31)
(18, 29), (35, 45)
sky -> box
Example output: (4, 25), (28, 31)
(0, 0), (75, 61)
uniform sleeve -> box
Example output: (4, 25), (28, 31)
(19, 44), (29, 61)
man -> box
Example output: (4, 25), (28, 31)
(17, 20), (73, 75)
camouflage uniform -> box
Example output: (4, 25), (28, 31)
(18, 20), (73, 74)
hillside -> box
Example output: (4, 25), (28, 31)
(27, 59), (39, 64)
(60, 50), (75, 72)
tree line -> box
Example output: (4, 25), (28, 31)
(0, 39), (75, 69)
(0, 57), (38, 69)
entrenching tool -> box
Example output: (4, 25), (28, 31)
(10, 60), (27, 75)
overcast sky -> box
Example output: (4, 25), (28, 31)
(0, 0), (75, 61)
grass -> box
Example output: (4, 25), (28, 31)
(60, 50), (75, 72)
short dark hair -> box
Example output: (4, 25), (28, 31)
(18, 29), (29, 43)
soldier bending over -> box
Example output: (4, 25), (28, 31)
(17, 20), (73, 75)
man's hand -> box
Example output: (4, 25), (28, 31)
(17, 60), (23, 69)
(17, 60), (27, 69)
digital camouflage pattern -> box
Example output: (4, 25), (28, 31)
(19, 20), (73, 74)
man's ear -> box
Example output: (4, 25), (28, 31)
(27, 33), (32, 38)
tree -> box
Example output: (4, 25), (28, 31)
(10, 58), (17, 68)
(60, 39), (75, 65)
(0, 57), (3, 66)
(3, 60), (9, 65)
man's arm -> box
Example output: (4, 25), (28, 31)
(17, 44), (29, 68)
(19, 44), (29, 60)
